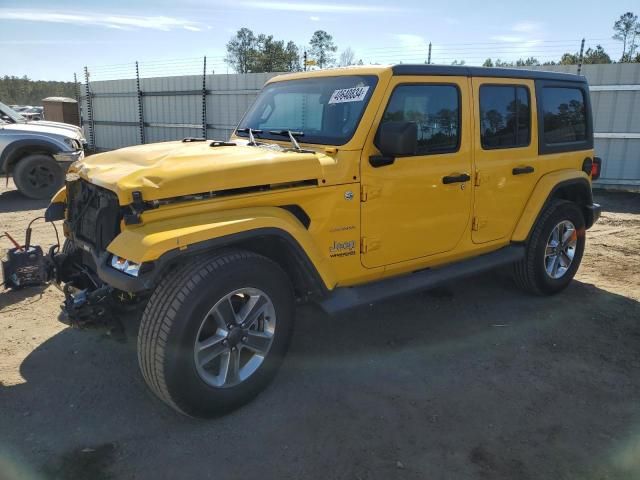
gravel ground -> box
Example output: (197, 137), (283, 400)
(0, 180), (639, 480)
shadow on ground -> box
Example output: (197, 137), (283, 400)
(1, 273), (639, 480)
(0, 285), (47, 310)
(594, 190), (640, 215)
(0, 189), (49, 213)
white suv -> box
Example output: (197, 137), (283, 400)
(0, 101), (85, 199)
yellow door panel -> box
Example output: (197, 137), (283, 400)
(471, 78), (540, 243)
(360, 76), (473, 268)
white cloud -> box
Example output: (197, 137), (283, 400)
(394, 34), (429, 51)
(0, 9), (206, 31)
(491, 35), (526, 43)
(491, 21), (543, 45)
(511, 21), (541, 33)
(310, 16), (320, 21)
(237, 1), (402, 13)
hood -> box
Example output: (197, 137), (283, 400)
(1, 120), (84, 141)
(35, 120), (83, 136)
(72, 141), (333, 204)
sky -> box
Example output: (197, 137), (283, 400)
(0, 0), (637, 81)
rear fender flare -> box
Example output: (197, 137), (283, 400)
(512, 171), (593, 242)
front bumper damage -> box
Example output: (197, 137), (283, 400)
(46, 240), (147, 329)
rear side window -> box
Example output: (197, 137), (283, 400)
(541, 87), (587, 144)
(380, 84), (460, 155)
(479, 85), (530, 149)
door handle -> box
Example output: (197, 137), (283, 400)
(442, 173), (471, 184)
(512, 166), (534, 175)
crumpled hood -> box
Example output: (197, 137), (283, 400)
(72, 141), (332, 204)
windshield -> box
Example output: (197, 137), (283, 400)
(236, 75), (378, 146)
(0, 101), (25, 123)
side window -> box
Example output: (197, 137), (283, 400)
(541, 87), (586, 144)
(479, 85), (530, 149)
(380, 84), (460, 155)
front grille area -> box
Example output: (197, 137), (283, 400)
(66, 180), (121, 252)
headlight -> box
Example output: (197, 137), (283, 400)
(110, 255), (141, 277)
(64, 138), (80, 150)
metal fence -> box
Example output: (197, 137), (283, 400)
(78, 61), (639, 190)
(78, 59), (277, 152)
(525, 63), (640, 190)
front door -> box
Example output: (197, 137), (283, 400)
(471, 78), (540, 243)
(360, 76), (473, 268)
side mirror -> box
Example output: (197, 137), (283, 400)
(376, 121), (417, 157)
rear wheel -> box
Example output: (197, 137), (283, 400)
(513, 200), (586, 295)
(138, 250), (294, 418)
(13, 154), (64, 199)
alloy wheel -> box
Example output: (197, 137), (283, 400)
(544, 220), (578, 279)
(193, 288), (276, 388)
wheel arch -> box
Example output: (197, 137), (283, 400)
(152, 229), (330, 300)
(1, 138), (61, 173)
(512, 171), (594, 242)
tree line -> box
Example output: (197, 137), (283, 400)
(481, 45), (614, 68)
(225, 28), (342, 73)
(227, 11), (640, 72)
(481, 12), (640, 67)
(0, 75), (76, 106)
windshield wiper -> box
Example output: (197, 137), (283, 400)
(268, 130), (305, 151)
(236, 128), (263, 146)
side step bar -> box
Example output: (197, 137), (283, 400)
(318, 245), (525, 315)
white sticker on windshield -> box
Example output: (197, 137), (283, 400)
(328, 86), (370, 104)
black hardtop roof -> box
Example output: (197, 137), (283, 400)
(392, 64), (587, 83)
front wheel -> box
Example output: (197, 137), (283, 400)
(138, 250), (294, 418)
(513, 200), (586, 295)
(13, 154), (65, 199)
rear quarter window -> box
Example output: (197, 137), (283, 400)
(536, 81), (593, 154)
(542, 87), (586, 144)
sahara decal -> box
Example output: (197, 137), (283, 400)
(329, 225), (356, 233)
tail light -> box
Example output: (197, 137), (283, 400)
(592, 157), (602, 180)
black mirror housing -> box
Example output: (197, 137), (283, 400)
(376, 121), (417, 157)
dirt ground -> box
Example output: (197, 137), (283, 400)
(0, 179), (639, 480)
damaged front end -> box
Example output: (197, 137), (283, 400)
(46, 178), (147, 328)
(55, 245), (141, 329)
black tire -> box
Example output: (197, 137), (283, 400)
(13, 154), (65, 200)
(513, 200), (586, 295)
(138, 249), (294, 418)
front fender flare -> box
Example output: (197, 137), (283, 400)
(106, 206), (336, 291)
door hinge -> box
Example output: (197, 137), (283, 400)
(360, 185), (381, 202)
(472, 216), (487, 231)
(360, 236), (381, 253)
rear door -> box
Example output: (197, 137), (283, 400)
(471, 78), (540, 243)
(360, 76), (473, 268)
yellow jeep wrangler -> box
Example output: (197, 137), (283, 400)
(45, 65), (602, 417)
